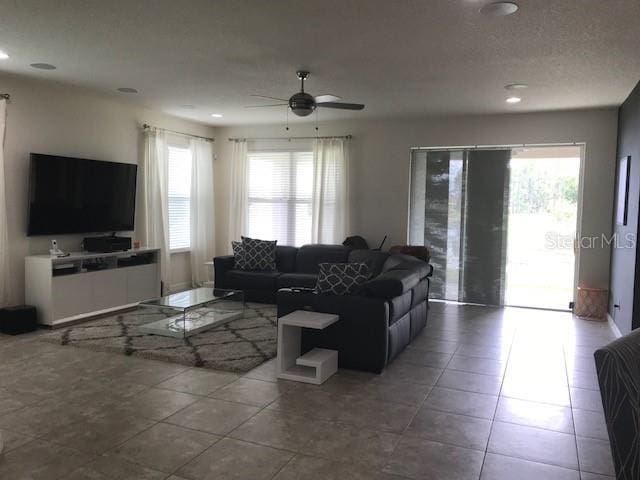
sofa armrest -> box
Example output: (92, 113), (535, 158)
(277, 289), (389, 373)
(363, 270), (420, 299)
(594, 331), (640, 478)
(214, 255), (235, 288)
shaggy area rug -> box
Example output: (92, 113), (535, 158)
(39, 303), (277, 373)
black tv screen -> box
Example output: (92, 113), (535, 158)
(27, 154), (138, 236)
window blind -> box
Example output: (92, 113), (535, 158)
(168, 145), (192, 250)
(247, 141), (313, 246)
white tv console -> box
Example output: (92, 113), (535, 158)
(25, 247), (161, 327)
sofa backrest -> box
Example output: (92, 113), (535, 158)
(276, 246), (298, 273)
(382, 254), (431, 279)
(295, 244), (352, 274)
(348, 249), (390, 277)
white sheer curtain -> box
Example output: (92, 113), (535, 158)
(228, 139), (248, 252)
(140, 129), (171, 294)
(190, 138), (215, 286)
(0, 99), (12, 307)
(311, 138), (349, 244)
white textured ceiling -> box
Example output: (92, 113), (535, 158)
(0, 0), (639, 125)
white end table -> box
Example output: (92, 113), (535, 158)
(277, 310), (339, 385)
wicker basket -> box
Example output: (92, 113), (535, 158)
(575, 287), (608, 321)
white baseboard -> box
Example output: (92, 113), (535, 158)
(607, 313), (623, 338)
(170, 282), (192, 293)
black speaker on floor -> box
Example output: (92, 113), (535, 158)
(0, 305), (38, 335)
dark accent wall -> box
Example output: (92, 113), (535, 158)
(609, 80), (640, 334)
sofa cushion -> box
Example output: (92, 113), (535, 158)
(363, 270), (420, 299)
(348, 249), (390, 277)
(316, 262), (370, 296)
(388, 290), (413, 325)
(277, 273), (318, 289)
(241, 237), (277, 271)
(296, 244), (352, 274)
(223, 270), (281, 291)
(276, 246), (298, 273)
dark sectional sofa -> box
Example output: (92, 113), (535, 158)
(214, 244), (432, 372)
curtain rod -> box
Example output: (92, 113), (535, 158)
(228, 134), (352, 142)
(142, 123), (214, 142)
(411, 142), (583, 151)
(0, 93), (10, 100)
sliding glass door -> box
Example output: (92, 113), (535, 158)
(409, 145), (580, 309)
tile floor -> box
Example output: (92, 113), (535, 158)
(0, 302), (616, 479)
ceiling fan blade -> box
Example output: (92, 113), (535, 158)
(250, 94), (288, 102)
(314, 94), (342, 103)
(317, 102), (365, 110)
(244, 103), (288, 108)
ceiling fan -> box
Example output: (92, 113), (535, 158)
(247, 71), (365, 117)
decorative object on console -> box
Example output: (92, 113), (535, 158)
(240, 236), (277, 271)
(83, 235), (132, 253)
(315, 262), (370, 296)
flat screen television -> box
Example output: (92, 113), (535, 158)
(27, 153), (138, 236)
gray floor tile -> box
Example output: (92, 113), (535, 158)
(488, 421), (578, 470)
(447, 354), (506, 376)
(425, 386), (498, 419)
(273, 454), (395, 480)
(156, 368), (238, 395)
(0, 439), (93, 479)
(570, 387), (603, 412)
(394, 347), (453, 368)
(406, 407), (492, 450)
(209, 377), (293, 407)
(573, 409), (609, 440)
(66, 454), (167, 480)
(495, 397), (574, 433)
(480, 453), (579, 480)
(165, 397), (260, 435)
(383, 436), (484, 480)
(177, 437), (293, 480)
(229, 409), (325, 452)
(577, 436), (616, 476)
(437, 369), (502, 395)
(112, 422), (219, 473)
(119, 387), (202, 420)
(301, 422), (401, 469)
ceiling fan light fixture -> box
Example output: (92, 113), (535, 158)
(506, 96), (522, 104)
(30, 63), (57, 70)
(480, 2), (519, 16)
(0, 50), (9, 60)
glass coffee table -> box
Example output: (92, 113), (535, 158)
(139, 288), (245, 338)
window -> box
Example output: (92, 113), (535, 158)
(247, 146), (313, 246)
(168, 145), (192, 251)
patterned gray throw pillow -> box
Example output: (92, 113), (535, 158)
(231, 241), (250, 270)
(240, 236), (277, 271)
(315, 262), (370, 296)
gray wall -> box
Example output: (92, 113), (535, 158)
(217, 108), (619, 297)
(609, 81), (640, 334)
(0, 73), (217, 302)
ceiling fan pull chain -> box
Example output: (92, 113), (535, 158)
(286, 105), (289, 131)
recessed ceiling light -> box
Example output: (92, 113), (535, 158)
(30, 63), (57, 70)
(480, 2), (519, 16)
(117, 87), (138, 94)
(0, 50), (9, 60)
(505, 83), (528, 90)
(210, 113), (223, 118)
(506, 96), (522, 104)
